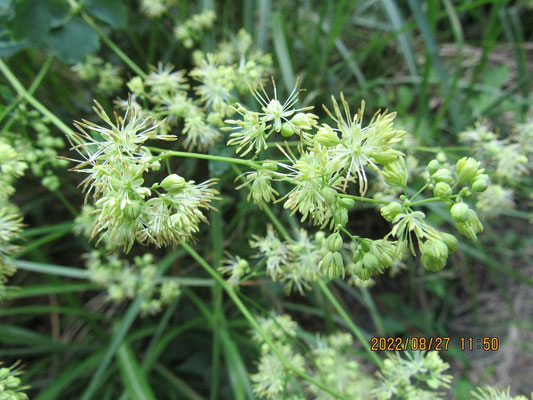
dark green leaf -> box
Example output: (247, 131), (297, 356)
(7, 0), (52, 43)
(47, 16), (99, 63)
(85, 0), (127, 29)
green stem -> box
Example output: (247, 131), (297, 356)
(80, 11), (147, 79)
(260, 200), (382, 369)
(410, 197), (442, 206)
(316, 280), (383, 368)
(0, 54), (55, 126)
(0, 59), (76, 139)
(147, 147), (260, 169)
(180, 242), (347, 400)
(337, 193), (390, 205)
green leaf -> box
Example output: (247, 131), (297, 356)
(0, 39), (28, 56)
(7, 0), (52, 43)
(85, 0), (127, 30)
(47, 16), (99, 63)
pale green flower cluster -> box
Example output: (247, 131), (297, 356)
(139, 0), (175, 17)
(174, 10), (216, 48)
(250, 226), (326, 294)
(68, 99), (218, 252)
(373, 351), (452, 399)
(2, 104), (67, 191)
(227, 83), (490, 280)
(86, 251), (181, 315)
(0, 361), (28, 400)
(472, 386), (531, 400)
(459, 120), (533, 219)
(0, 206), (23, 300)
(218, 254), (250, 287)
(251, 314), (456, 400)
(122, 31), (271, 151)
(73, 54), (123, 95)
(0, 140), (26, 201)
(0, 139), (26, 300)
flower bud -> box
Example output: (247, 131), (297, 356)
(291, 112), (317, 130)
(456, 157), (481, 184)
(339, 197), (355, 209)
(262, 162), (278, 171)
(433, 182), (452, 198)
(315, 124), (340, 147)
(363, 253), (379, 270)
(382, 157), (408, 187)
(421, 239), (448, 260)
(372, 149), (400, 165)
(160, 174), (186, 193)
(380, 202), (402, 222)
(456, 209), (483, 241)
(326, 232), (343, 252)
(280, 122), (296, 137)
(353, 261), (373, 281)
(127, 76), (144, 96)
(421, 254), (446, 272)
(428, 159), (440, 175)
(450, 202), (469, 222)
(334, 208), (348, 226)
(471, 174), (489, 193)
(319, 251), (345, 279)
(440, 232), (458, 253)
(432, 168), (454, 184)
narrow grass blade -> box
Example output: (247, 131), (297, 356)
(117, 343), (157, 400)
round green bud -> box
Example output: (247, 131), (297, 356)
(262, 162), (278, 171)
(334, 208), (349, 226)
(127, 76), (144, 95)
(340, 197), (355, 209)
(160, 174), (186, 193)
(440, 232), (458, 253)
(421, 254), (446, 272)
(456, 157), (481, 184)
(450, 202), (469, 222)
(280, 122), (296, 137)
(353, 262), (373, 281)
(436, 152), (447, 163)
(363, 253), (379, 270)
(471, 174), (489, 192)
(326, 232), (343, 252)
(428, 159), (440, 175)
(433, 182), (452, 198)
(380, 202), (402, 222)
(432, 168), (454, 184)
(315, 124), (340, 147)
(421, 239), (448, 260)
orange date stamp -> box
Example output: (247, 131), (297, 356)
(370, 336), (500, 351)
(370, 337), (450, 351)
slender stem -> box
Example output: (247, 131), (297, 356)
(410, 197), (442, 206)
(147, 147), (260, 169)
(260, 199), (383, 369)
(410, 181), (429, 201)
(0, 54), (55, 126)
(180, 242), (347, 400)
(0, 59), (76, 139)
(337, 193), (390, 205)
(316, 280), (383, 368)
(261, 202), (291, 241)
(80, 11), (147, 79)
